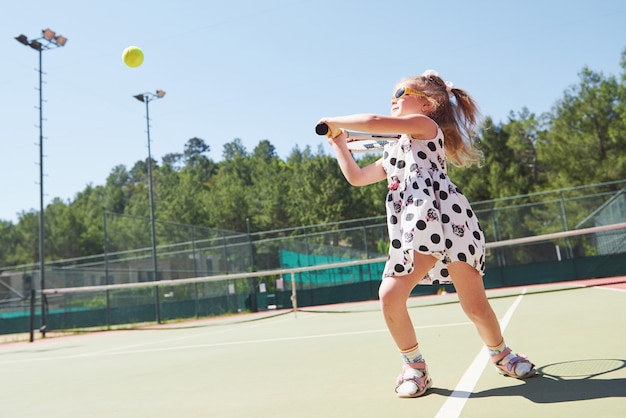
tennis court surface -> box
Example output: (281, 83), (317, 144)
(2, 276), (625, 417)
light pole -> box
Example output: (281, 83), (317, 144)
(134, 90), (165, 323)
(15, 28), (68, 339)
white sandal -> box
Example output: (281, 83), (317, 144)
(492, 347), (537, 378)
(395, 362), (433, 398)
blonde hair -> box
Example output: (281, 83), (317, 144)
(400, 73), (483, 167)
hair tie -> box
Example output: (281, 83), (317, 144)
(422, 69), (454, 95)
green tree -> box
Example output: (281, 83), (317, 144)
(540, 62), (626, 188)
(205, 139), (252, 232)
(248, 140), (290, 231)
(158, 138), (215, 226)
(0, 221), (18, 266)
(288, 154), (355, 228)
(104, 165), (130, 214)
(70, 185), (107, 256)
(503, 108), (544, 188)
(11, 211), (40, 265)
(45, 198), (83, 260)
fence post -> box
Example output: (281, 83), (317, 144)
(103, 211), (111, 329)
(29, 286), (35, 343)
(290, 271), (297, 319)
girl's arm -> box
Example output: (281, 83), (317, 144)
(327, 130), (386, 187)
(320, 113), (437, 139)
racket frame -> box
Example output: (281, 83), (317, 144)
(315, 122), (400, 153)
(343, 130), (400, 153)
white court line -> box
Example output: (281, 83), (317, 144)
(0, 320), (471, 365)
(435, 289), (527, 418)
(1, 313), (303, 360)
(87, 312), (301, 356)
(589, 286), (626, 293)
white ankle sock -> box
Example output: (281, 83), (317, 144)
(487, 339), (506, 357)
(400, 344), (423, 364)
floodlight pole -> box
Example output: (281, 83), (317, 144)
(37, 47), (44, 337)
(134, 90), (166, 324)
(15, 29), (67, 340)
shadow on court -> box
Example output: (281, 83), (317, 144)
(468, 375), (626, 403)
(428, 358), (626, 403)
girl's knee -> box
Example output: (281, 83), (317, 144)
(461, 303), (486, 321)
(378, 284), (396, 307)
(378, 280), (407, 309)
(460, 298), (496, 323)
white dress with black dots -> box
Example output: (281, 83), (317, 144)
(381, 124), (485, 284)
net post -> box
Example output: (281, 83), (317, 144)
(290, 271), (297, 318)
(29, 287), (35, 342)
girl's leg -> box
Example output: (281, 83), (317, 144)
(379, 253), (437, 397)
(447, 261), (502, 346)
(447, 261), (536, 378)
(378, 253), (437, 349)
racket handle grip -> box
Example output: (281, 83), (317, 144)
(315, 123), (329, 136)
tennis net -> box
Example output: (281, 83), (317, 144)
(35, 222), (626, 332)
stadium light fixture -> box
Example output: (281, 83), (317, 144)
(15, 34), (29, 46)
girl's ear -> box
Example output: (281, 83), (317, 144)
(422, 99), (437, 114)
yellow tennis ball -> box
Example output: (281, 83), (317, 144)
(122, 46), (144, 68)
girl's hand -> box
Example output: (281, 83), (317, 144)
(316, 119), (343, 138)
(327, 129), (347, 146)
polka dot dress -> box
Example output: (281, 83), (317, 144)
(382, 125), (485, 284)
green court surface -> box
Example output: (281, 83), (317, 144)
(1, 277), (625, 418)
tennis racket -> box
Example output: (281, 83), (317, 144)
(315, 122), (400, 153)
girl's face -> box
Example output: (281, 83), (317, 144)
(390, 85), (430, 117)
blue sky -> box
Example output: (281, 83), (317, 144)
(2, 0), (625, 223)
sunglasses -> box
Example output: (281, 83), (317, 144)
(393, 86), (425, 101)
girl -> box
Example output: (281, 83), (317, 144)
(318, 70), (535, 398)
